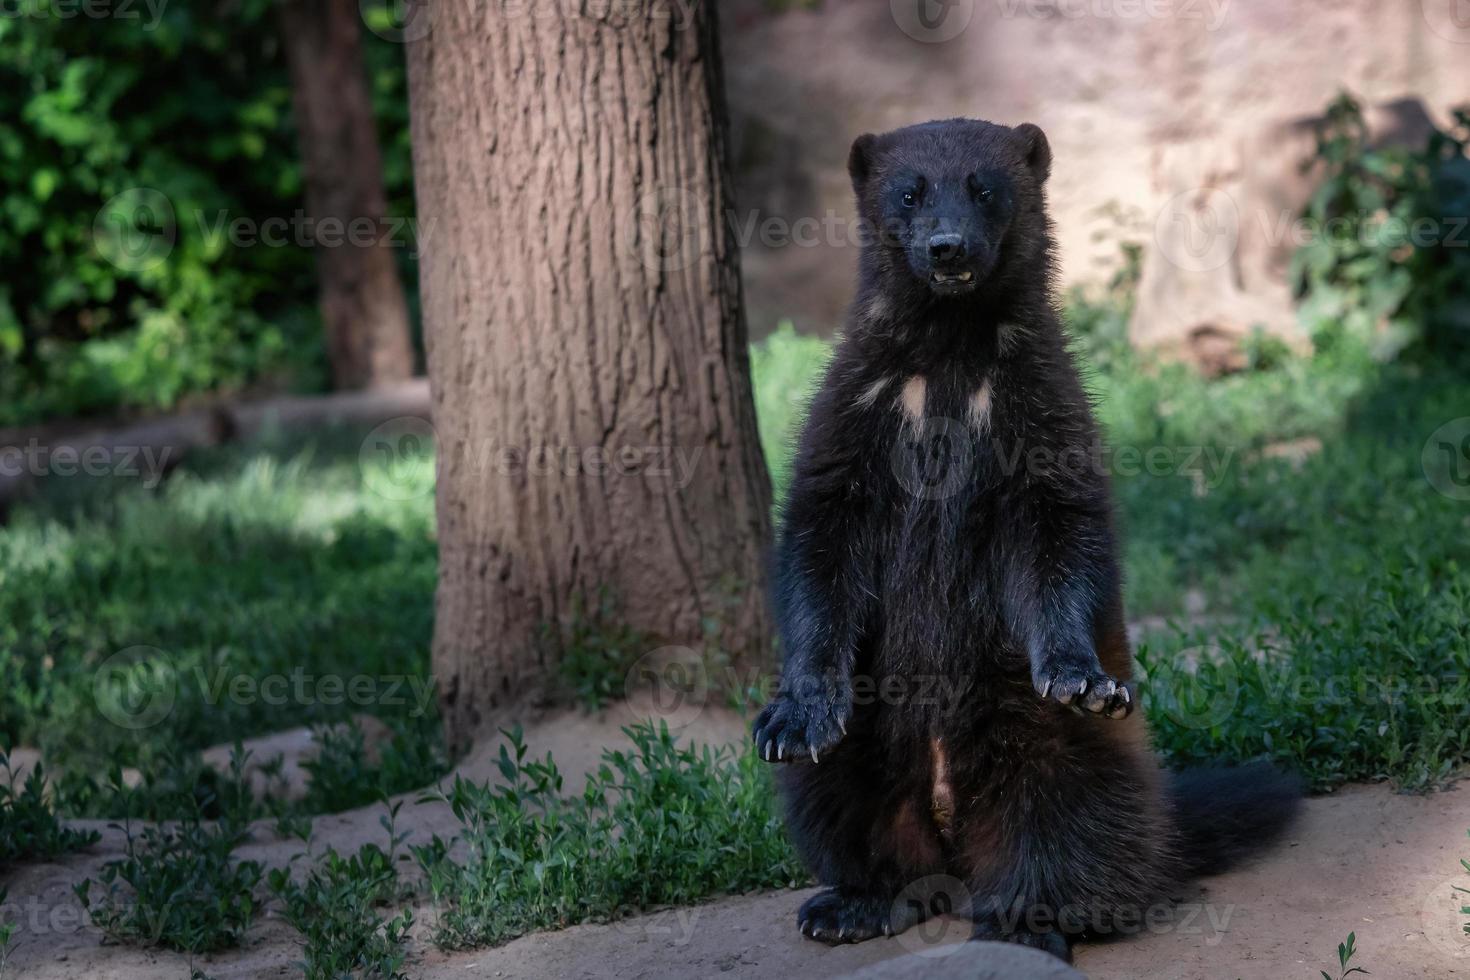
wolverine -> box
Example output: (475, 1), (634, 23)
(752, 118), (1299, 962)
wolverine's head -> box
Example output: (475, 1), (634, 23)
(847, 118), (1053, 303)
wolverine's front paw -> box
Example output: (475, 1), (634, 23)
(752, 688), (849, 763)
(1033, 660), (1133, 718)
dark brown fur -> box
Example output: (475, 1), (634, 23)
(752, 119), (1299, 961)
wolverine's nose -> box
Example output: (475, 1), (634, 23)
(928, 233), (967, 265)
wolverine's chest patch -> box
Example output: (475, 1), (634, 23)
(930, 737), (955, 833)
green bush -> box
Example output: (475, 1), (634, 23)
(0, 3), (416, 425)
(1292, 92), (1470, 364)
(268, 804), (414, 980)
(415, 723), (806, 950)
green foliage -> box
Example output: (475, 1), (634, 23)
(414, 722), (806, 950)
(1292, 92), (1470, 365)
(551, 593), (649, 713)
(749, 321), (832, 502)
(0, 429), (438, 784)
(0, 3), (416, 424)
(1459, 830), (1470, 939)
(0, 886), (13, 979)
(0, 752), (99, 865)
(75, 756), (263, 954)
(300, 719), (447, 817)
(267, 804), (414, 980)
(1320, 931), (1370, 980)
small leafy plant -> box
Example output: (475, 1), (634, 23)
(0, 888), (15, 980)
(1321, 930), (1370, 980)
(414, 722), (806, 950)
(0, 753), (99, 865)
(268, 803), (414, 980)
(1458, 830), (1470, 938)
(299, 719), (447, 816)
(75, 754), (263, 954)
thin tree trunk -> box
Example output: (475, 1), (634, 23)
(280, 0), (415, 389)
(407, 2), (773, 749)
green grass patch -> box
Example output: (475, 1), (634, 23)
(268, 804), (414, 980)
(0, 753), (98, 865)
(75, 762), (263, 955)
(414, 722), (805, 950)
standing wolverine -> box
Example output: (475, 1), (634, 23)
(752, 118), (1299, 962)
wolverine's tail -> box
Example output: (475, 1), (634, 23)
(1167, 761), (1303, 878)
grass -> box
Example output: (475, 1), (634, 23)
(413, 722), (804, 950)
(0, 426), (446, 813)
(0, 753), (98, 865)
(74, 759), (264, 954)
(267, 804), (414, 980)
(0, 278), (1467, 963)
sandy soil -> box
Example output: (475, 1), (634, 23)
(2, 707), (1467, 979)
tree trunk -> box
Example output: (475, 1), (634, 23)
(280, 0), (415, 389)
(407, 2), (773, 749)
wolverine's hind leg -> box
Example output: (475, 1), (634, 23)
(777, 743), (947, 944)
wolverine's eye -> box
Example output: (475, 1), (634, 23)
(969, 174), (992, 202)
(901, 189), (918, 208)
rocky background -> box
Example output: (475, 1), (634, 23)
(721, 0), (1470, 367)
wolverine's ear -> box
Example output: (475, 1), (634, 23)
(848, 133), (878, 195)
(1014, 123), (1051, 183)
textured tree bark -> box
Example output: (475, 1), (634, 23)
(407, 3), (773, 749)
(280, 0), (415, 389)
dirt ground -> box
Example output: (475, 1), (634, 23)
(3, 706), (1467, 979)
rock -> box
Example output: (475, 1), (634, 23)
(840, 942), (1085, 979)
